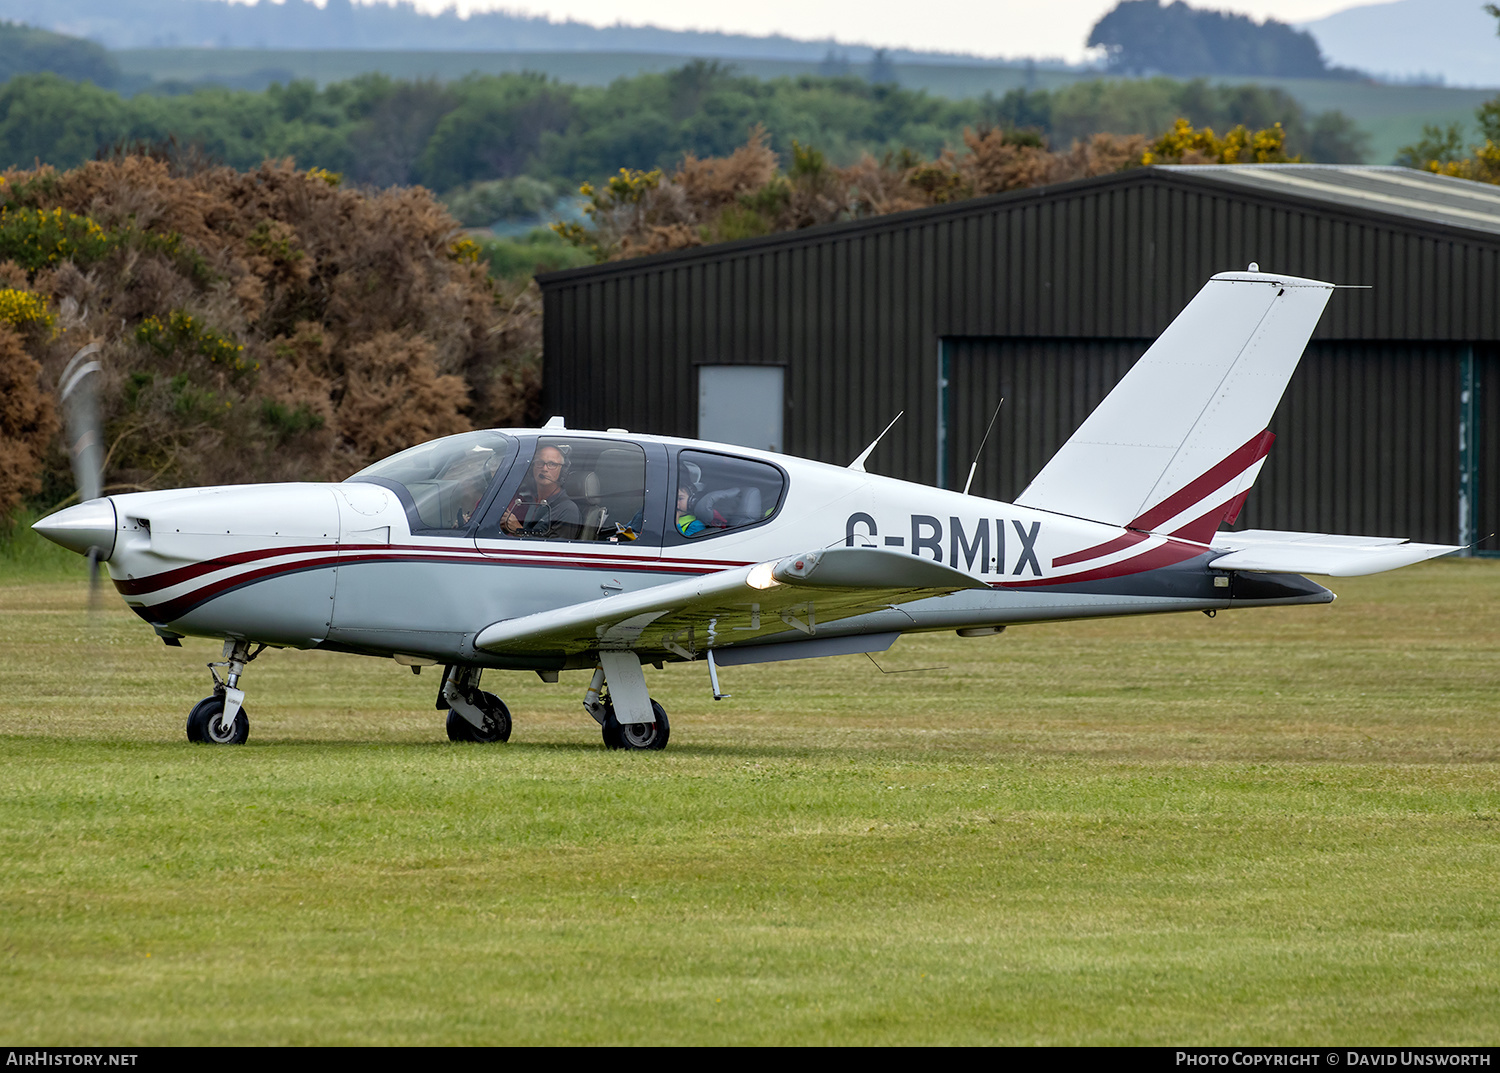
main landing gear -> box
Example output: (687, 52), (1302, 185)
(583, 652), (670, 751)
(439, 664), (512, 743)
(187, 639), (263, 744)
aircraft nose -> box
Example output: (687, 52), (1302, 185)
(32, 498), (117, 559)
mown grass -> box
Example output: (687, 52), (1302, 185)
(0, 554), (1497, 1044)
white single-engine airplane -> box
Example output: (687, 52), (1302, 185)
(34, 269), (1460, 749)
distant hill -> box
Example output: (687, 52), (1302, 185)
(1300, 0), (1500, 88)
(0, 18), (123, 86)
(0, 0), (1057, 67)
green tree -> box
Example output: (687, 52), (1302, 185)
(1089, 0), (1344, 78)
(417, 75), (574, 190)
(0, 75), (129, 171)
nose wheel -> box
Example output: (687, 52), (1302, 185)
(186, 694), (249, 744)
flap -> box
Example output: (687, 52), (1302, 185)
(473, 547), (989, 658)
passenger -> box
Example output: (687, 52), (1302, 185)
(675, 486), (706, 537)
(500, 446), (581, 539)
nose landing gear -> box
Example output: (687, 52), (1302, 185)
(187, 639), (263, 744)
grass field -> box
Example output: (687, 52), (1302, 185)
(1, 539), (1497, 1044)
(114, 48), (1500, 164)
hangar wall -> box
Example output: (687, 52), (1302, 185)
(540, 168), (1500, 548)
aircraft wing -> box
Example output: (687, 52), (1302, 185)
(1208, 529), (1461, 576)
(472, 547), (990, 658)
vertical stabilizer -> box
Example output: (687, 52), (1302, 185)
(1014, 271), (1334, 540)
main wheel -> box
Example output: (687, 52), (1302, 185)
(602, 698), (669, 751)
(186, 695), (249, 745)
(446, 690), (512, 743)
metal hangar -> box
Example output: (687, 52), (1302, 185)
(538, 164), (1500, 550)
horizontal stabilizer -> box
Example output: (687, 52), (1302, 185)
(1209, 530), (1461, 576)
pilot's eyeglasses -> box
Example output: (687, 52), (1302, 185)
(535, 460), (563, 469)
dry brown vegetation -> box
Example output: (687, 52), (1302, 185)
(0, 324), (57, 516)
(0, 154), (539, 513)
(559, 126), (1149, 263)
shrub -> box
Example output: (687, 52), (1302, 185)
(135, 311), (249, 372)
(0, 323), (56, 516)
(1140, 117), (1296, 165)
(1, 154), (539, 512)
(0, 288), (54, 333)
(0, 204), (112, 272)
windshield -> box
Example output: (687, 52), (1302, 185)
(347, 431), (513, 530)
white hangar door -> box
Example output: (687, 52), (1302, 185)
(697, 365), (784, 453)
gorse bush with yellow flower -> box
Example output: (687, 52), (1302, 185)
(0, 289), (54, 333)
(1140, 118), (1296, 165)
(0, 205), (114, 272)
(135, 312), (251, 373)
(1397, 98), (1500, 186)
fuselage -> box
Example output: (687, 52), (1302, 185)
(40, 426), (1332, 668)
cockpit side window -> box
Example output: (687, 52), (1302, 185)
(672, 450), (785, 540)
(475, 438), (655, 544)
(345, 431), (515, 534)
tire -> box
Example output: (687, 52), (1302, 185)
(602, 699), (669, 751)
(186, 695), (249, 745)
(446, 690), (512, 743)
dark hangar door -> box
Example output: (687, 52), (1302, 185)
(1244, 342), (1462, 546)
(943, 337), (1471, 545)
(940, 337), (1149, 502)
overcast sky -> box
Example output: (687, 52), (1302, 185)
(388, 0), (1401, 62)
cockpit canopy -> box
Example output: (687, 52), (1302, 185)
(346, 430), (514, 530)
(346, 429), (788, 543)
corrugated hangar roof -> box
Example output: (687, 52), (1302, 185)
(1157, 164), (1500, 237)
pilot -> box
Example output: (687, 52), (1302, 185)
(500, 445), (581, 539)
(675, 486), (706, 537)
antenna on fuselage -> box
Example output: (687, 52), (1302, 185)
(848, 412), (903, 473)
(961, 398), (1005, 497)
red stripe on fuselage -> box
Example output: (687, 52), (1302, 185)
(117, 547), (724, 622)
(998, 537), (1205, 589)
(114, 541), (751, 597)
(1051, 528), (1150, 568)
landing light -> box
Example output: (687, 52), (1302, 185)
(747, 561), (781, 590)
